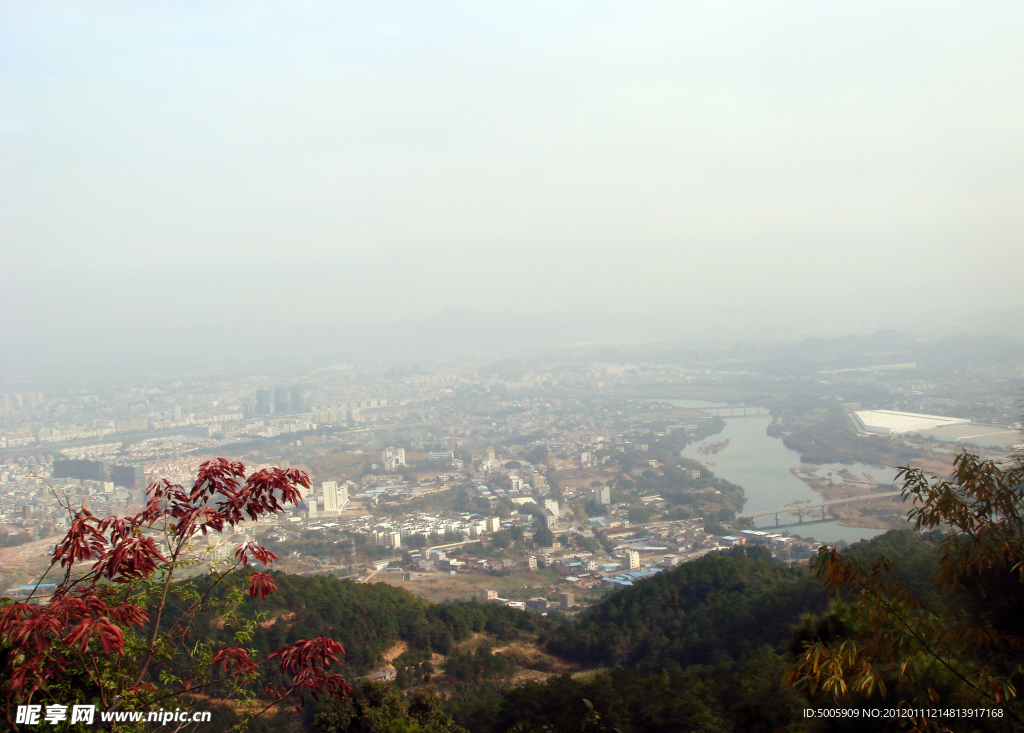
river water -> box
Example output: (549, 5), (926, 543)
(659, 399), (894, 544)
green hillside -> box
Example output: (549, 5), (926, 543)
(547, 546), (826, 671)
(187, 573), (551, 677)
(176, 530), (945, 732)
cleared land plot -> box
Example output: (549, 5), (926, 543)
(304, 451), (367, 480)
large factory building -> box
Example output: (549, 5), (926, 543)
(853, 410), (970, 435)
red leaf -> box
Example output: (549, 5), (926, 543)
(213, 646), (258, 676)
(248, 572), (277, 602)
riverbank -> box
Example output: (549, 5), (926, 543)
(657, 398), (967, 542)
(665, 402), (885, 543)
(789, 466), (911, 531)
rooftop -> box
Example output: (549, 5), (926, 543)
(853, 409), (971, 435)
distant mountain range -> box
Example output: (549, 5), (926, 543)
(3, 305), (1022, 386)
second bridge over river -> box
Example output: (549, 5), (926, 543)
(699, 406), (770, 418)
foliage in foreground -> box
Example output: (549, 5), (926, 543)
(787, 451), (1024, 731)
(315, 681), (466, 733)
(0, 459), (350, 731)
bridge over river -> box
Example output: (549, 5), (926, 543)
(737, 491), (903, 526)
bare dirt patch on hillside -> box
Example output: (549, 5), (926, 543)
(412, 636), (585, 694)
(258, 611), (296, 628)
(383, 641), (408, 663)
(493, 641), (584, 677)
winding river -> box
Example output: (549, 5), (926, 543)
(661, 399), (892, 544)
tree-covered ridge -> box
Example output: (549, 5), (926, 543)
(463, 648), (804, 733)
(547, 546), (826, 670)
(158, 527), (962, 732)
(435, 529), (963, 733)
(316, 681), (468, 733)
(189, 574), (551, 676)
(841, 527), (944, 604)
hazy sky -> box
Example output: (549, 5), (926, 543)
(2, 2), (1022, 361)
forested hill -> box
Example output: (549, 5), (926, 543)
(190, 574), (551, 675)
(181, 531), (945, 732)
(546, 546), (826, 671)
(448, 532), (947, 733)
(192, 538), (919, 679)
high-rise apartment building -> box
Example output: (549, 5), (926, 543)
(110, 465), (145, 490)
(322, 481), (339, 513)
(53, 459), (109, 482)
(310, 481), (349, 519)
(382, 447), (406, 472)
(324, 481), (349, 515)
(372, 531), (401, 549)
(255, 389), (272, 415)
(289, 386), (304, 413)
(52, 460), (143, 489)
(273, 388), (290, 415)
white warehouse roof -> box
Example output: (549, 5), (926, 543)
(853, 410), (970, 435)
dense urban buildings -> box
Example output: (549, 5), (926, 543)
(3, 333), (1020, 606)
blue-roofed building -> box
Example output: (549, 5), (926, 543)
(625, 569), (660, 580)
(3, 583), (57, 603)
(602, 577), (634, 587)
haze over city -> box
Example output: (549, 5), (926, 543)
(2, 2), (1023, 377)
(5, 5), (1024, 731)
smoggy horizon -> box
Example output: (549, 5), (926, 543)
(3, 3), (1023, 374)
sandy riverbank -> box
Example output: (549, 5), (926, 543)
(789, 466), (912, 531)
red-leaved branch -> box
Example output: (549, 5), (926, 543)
(0, 459), (350, 727)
